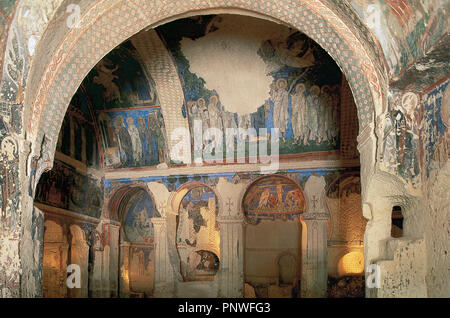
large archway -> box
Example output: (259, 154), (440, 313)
(25, 0), (385, 166)
(42, 220), (68, 298)
(176, 183), (220, 282)
(242, 174), (306, 298)
(24, 0), (389, 299)
(108, 185), (159, 297)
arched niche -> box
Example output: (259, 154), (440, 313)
(176, 183), (220, 282)
(42, 220), (68, 298)
(113, 186), (158, 297)
(242, 175), (305, 298)
(68, 224), (89, 298)
(325, 173), (367, 278)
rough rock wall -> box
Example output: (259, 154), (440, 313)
(424, 161), (450, 297)
(0, 0), (64, 298)
(419, 80), (449, 297)
(377, 238), (427, 297)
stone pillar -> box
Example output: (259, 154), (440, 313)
(101, 245), (111, 297)
(90, 231), (104, 298)
(301, 175), (329, 298)
(151, 217), (173, 297)
(91, 248), (103, 297)
(217, 216), (244, 298)
(119, 242), (131, 298)
(214, 177), (248, 298)
(301, 212), (329, 297)
(61, 223), (71, 298)
(108, 223), (120, 297)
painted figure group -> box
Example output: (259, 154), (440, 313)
(99, 110), (168, 168)
(186, 78), (340, 152)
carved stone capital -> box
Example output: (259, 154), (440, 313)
(216, 215), (245, 224)
(301, 211), (330, 221)
(151, 217), (167, 226)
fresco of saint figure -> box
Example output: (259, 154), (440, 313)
(382, 112), (396, 170)
(207, 95), (223, 131)
(126, 117), (143, 166)
(237, 113), (252, 149)
(222, 110), (238, 152)
(306, 85), (320, 144)
(155, 111), (168, 164)
(197, 98), (209, 131)
(401, 95), (420, 181)
(257, 188), (271, 209)
(146, 111), (168, 165)
(137, 116), (149, 164)
(187, 100), (201, 125)
(272, 78), (290, 141)
(291, 83), (307, 144)
(113, 115), (133, 166)
(93, 59), (121, 103)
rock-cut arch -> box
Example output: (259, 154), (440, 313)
(25, 0), (386, 175)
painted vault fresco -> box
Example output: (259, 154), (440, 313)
(350, 0), (448, 77)
(84, 41), (159, 110)
(177, 185), (220, 281)
(243, 175), (306, 223)
(122, 190), (156, 243)
(157, 15), (342, 162)
(61, 40), (168, 169)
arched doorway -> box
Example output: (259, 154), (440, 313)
(325, 172), (367, 298)
(68, 224), (89, 298)
(243, 175), (305, 298)
(42, 220), (68, 298)
(176, 183), (220, 282)
(110, 186), (158, 298)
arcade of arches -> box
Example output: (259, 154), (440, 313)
(0, 1), (448, 299)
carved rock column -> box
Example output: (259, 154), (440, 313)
(301, 175), (329, 298)
(214, 177), (248, 298)
(108, 222), (120, 297)
(217, 215), (244, 298)
(151, 217), (173, 297)
(301, 212), (329, 297)
(91, 242), (103, 297)
(119, 241), (131, 297)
